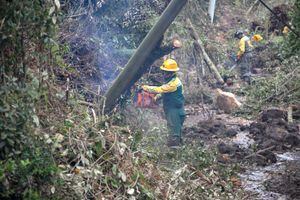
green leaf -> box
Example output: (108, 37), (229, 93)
(93, 142), (103, 156)
(32, 115), (39, 126)
(64, 119), (74, 128)
(51, 43), (59, 54)
(112, 164), (117, 175)
(52, 16), (57, 24)
(1, 133), (7, 140)
(7, 138), (15, 145)
(54, 0), (61, 9)
(20, 159), (30, 167)
(49, 6), (55, 15)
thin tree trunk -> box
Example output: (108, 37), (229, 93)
(187, 19), (224, 84)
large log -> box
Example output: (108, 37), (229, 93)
(187, 19), (224, 84)
(102, 0), (188, 113)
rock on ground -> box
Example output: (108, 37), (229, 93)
(215, 89), (242, 114)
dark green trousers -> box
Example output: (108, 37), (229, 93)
(164, 107), (185, 138)
(239, 52), (253, 79)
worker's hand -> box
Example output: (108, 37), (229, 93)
(135, 84), (142, 92)
(153, 94), (162, 102)
(172, 39), (182, 48)
(141, 85), (149, 91)
(236, 55), (241, 62)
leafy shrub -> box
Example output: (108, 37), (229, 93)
(245, 55), (300, 113)
(286, 0), (300, 56)
(0, 146), (58, 199)
(0, 0), (61, 198)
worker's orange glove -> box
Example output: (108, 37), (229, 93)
(172, 39), (182, 48)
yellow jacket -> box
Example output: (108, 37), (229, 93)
(237, 36), (254, 57)
(142, 76), (182, 94)
(142, 76), (183, 101)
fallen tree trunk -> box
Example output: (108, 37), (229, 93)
(186, 19), (224, 84)
(102, 0), (188, 113)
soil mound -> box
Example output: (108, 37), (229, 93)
(265, 160), (300, 199)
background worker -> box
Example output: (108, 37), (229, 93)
(234, 30), (254, 84)
(142, 59), (185, 148)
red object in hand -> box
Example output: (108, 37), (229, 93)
(136, 91), (157, 108)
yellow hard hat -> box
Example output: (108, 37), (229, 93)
(160, 59), (179, 72)
(282, 26), (289, 34)
(252, 34), (263, 42)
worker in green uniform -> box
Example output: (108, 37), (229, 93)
(234, 30), (254, 84)
(142, 59), (185, 148)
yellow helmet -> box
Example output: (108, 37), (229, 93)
(282, 26), (289, 34)
(252, 34), (263, 42)
(160, 59), (179, 72)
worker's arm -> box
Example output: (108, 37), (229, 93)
(247, 40), (254, 48)
(142, 78), (180, 94)
(237, 39), (246, 58)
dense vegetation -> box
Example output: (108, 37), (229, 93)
(244, 0), (300, 114)
(0, 1), (60, 198)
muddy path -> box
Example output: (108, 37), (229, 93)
(183, 104), (300, 200)
(126, 98), (299, 199)
(241, 152), (300, 200)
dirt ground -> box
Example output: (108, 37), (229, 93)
(123, 1), (300, 198)
(265, 160), (300, 199)
(126, 99), (300, 199)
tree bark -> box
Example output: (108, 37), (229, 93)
(187, 19), (224, 84)
(102, 0), (188, 113)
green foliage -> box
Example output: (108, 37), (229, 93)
(179, 145), (216, 170)
(244, 55), (300, 114)
(0, 0), (58, 75)
(0, 146), (58, 199)
(0, 72), (40, 159)
(130, 131), (143, 151)
(286, 0), (300, 56)
(0, 0), (62, 198)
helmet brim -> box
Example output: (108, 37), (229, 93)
(160, 66), (179, 72)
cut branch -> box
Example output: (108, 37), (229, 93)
(78, 100), (96, 107)
(245, 146), (275, 159)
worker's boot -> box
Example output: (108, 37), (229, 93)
(167, 136), (182, 148)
